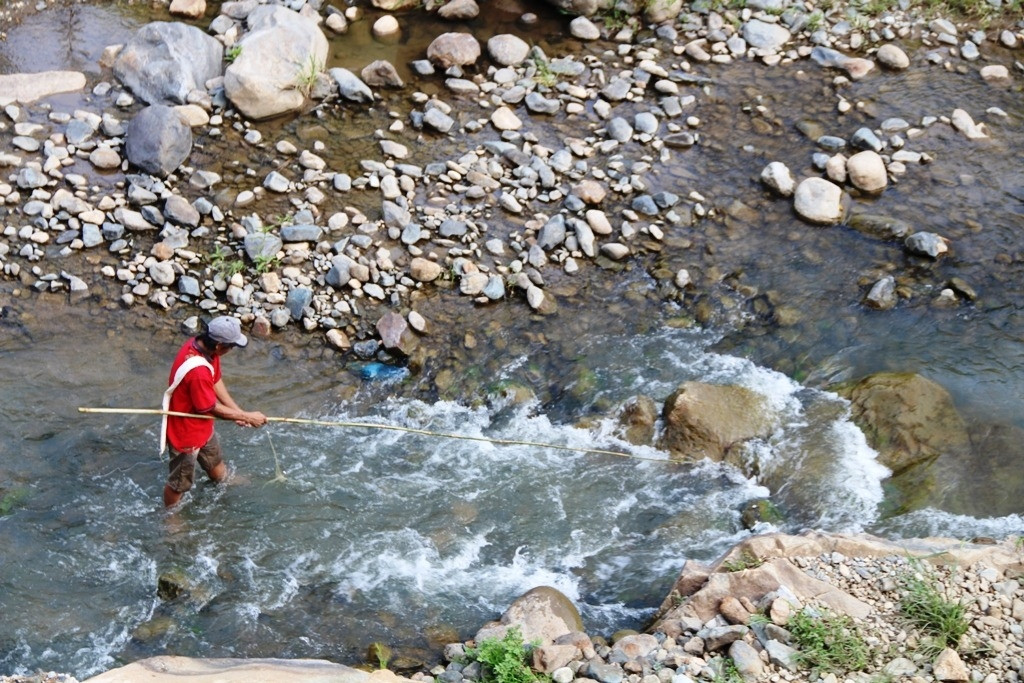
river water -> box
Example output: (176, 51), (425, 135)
(1, 0), (1023, 678)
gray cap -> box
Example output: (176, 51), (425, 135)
(207, 316), (248, 347)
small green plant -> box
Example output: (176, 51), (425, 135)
(296, 53), (323, 96)
(789, 608), (870, 674)
(208, 244), (244, 277)
(599, 6), (631, 32)
(899, 567), (970, 651)
(464, 627), (547, 683)
(710, 657), (743, 683)
(805, 10), (825, 31)
(225, 44), (242, 63)
(531, 56), (558, 88)
(368, 641), (391, 670)
(722, 551), (763, 572)
(253, 253), (280, 275)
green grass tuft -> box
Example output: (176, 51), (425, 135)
(465, 627), (548, 683)
(789, 608), (871, 674)
(899, 568), (970, 651)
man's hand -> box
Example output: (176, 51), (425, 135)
(235, 411), (268, 428)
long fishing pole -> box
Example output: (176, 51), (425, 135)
(77, 406), (673, 463)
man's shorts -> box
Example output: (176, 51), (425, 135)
(167, 432), (224, 493)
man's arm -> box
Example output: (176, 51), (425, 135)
(212, 379), (267, 427)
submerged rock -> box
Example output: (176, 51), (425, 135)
(831, 372), (971, 474)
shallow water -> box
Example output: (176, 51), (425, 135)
(2, 0), (1024, 678)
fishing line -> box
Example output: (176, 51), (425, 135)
(265, 430), (287, 483)
(77, 407), (675, 464)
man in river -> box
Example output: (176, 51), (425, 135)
(161, 316), (267, 507)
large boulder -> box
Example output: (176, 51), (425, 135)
(474, 586), (584, 646)
(124, 105), (193, 177)
(426, 32), (481, 68)
(658, 382), (777, 461)
(113, 22), (223, 105)
(0, 71), (87, 104)
(831, 372), (970, 474)
(83, 656), (413, 682)
(224, 6), (329, 120)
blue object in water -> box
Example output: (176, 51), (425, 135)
(360, 362), (408, 381)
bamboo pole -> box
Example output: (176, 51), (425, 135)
(77, 406), (671, 462)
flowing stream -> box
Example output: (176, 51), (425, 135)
(2, 0), (1024, 678)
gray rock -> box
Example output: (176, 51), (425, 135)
(329, 67), (374, 103)
(113, 22), (223, 105)
(401, 223), (423, 245)
(326, 257), (352, 288)
(483, 275), (506, 300)
(244, 232), (283, 261)
(178, 275), (201, 297)
(160, 225), (190, 249)
(124, 105), (192, 178)
(764, 639), (799, 671)
(264, 171), (290, 193)
(525, 92), (560, 115)
(865, 275), (897, 310)
(851, 127), (883, 152)
(0, 71), (87, 104)
(607, 117), (634, 142)
(487, 34), (530, 66)
(423, 107), (456, 133)
(600, 78), (632, 102)
(65, 119), (95, 146)
(437, 0), (479, 19)
(586, 662), (623, 683)
(569, 16), (601, 41)
(742, 19), (791, 51)
(163, 195), (200, 227)
(281, 224), (323, 242)
(905, 231), (948, 258)
(427, 32), (481, 67)
(224, 6), (329, 120)
(286, 287), (313, 320)
(729, 640), (764, 678)
(149, 261), (176, 286)
(16, 167), (48, 189)
(793, 177), (845, 225)
(761, 161), (796, 196)
(81, 224), (104, 248)
(697, 625), (748, 651)
(634, 111), (659, 135)
(361, 60), (403, 88)
(631, 195), (659, 216)
(537, 214), (566, 250)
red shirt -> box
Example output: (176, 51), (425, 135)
(167, 339), (222, 451)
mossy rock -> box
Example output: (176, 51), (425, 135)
(831, 372), (970, 474)
(157, 567), (191, 601)
(740, 498), (785, 529)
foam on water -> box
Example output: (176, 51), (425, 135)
(874, 509), (1024, 539)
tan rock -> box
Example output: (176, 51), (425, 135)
(409, 257), (443, 282)
(83, 656), (402, 682)
(719, 595), (751, 625)
(933, 648), (969, 682)
(658, 382), (777, 462)
(169, 0), (206, 19)
(831, 372), (970, 474)
(847, 150), (888, 193)
(474, 586), (584, 646)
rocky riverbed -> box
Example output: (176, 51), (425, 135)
(1, 0), (1022, 386)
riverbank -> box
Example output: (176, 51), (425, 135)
(5, 531), (1022, 683)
